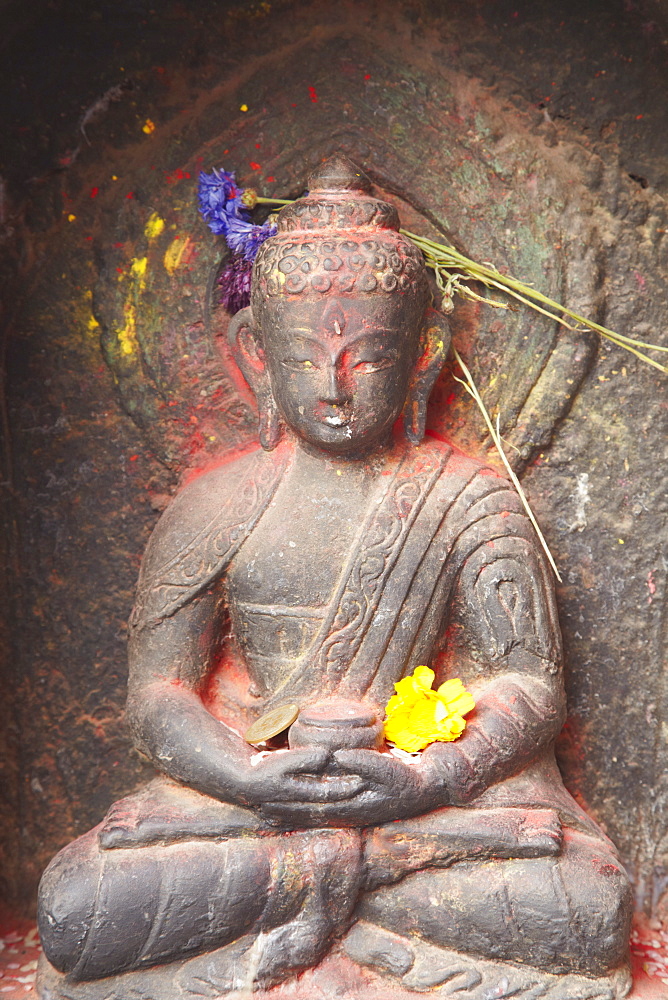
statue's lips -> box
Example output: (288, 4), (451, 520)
(317, 406), (352, 428)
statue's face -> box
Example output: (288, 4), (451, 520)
(259, 295), (421, 455)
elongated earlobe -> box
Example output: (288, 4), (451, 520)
(227, 307), (283, 451)
(403, 309), (451, 445)
(256, 387), (281, 450)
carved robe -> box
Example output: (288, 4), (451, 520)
(128, 435), (580, 824)
(38, 437), (631, 996)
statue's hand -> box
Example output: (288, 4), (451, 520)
(259, 749), (445, 827)
(239, 746), (368, 811)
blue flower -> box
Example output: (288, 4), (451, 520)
(225, 217), (276, 261)
(198, 167), (276, 263)
(197, 168), (248, 235)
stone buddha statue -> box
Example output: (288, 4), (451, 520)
(37, 155), (632, 1000)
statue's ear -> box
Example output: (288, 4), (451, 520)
(227, 306), (266, 383)
(227, 306), (282, 451)
(403, 307), (451, 445)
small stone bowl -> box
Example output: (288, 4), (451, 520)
(288, 698), (384, 753)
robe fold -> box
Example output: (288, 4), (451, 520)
(122, 435), (601, 846)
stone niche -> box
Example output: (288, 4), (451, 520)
(1, 0), (667, 987)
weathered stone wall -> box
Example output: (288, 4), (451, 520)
(1, 0), (666, 916)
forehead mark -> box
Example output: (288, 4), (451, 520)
(322, 300), (346, 337)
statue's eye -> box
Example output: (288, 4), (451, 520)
(282, 359), (319, 371)
(353, 358), (395, 374)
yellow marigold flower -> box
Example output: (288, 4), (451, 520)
(383, 666), (475, 753)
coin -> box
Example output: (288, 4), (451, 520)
(244, 704), (300, 744)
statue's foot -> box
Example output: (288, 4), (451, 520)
(518, 807), (563, 858)
(176, 917), (336, 994)
(342, 921), (632, 1000)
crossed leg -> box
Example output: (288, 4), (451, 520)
(358, 828), (632, 978)
(38, 813), (631, 992)
(38, 824), (364, 986)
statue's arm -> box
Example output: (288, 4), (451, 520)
(121, 457), (262, 801)
(425, 511), (566, 804)
(127, 590), (350, 809)
(124, 456), (355, 811)
(126, 592), (262, 804)
(424, 670), (565, 804)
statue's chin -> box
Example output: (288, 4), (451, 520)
(291, 419), (396, 457)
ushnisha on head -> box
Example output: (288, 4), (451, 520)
(228, 154), (451, 455)
(251, 155), (428, 304)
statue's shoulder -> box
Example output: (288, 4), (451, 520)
(131, 443), (290, 629)
(170, 442), (281, 514)
(421, 432), (510, 490)
(416, 435), (528, 537)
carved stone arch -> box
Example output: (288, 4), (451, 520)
(91, 49), (606, 476)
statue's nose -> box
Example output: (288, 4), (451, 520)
(321, 365), (351, 405)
